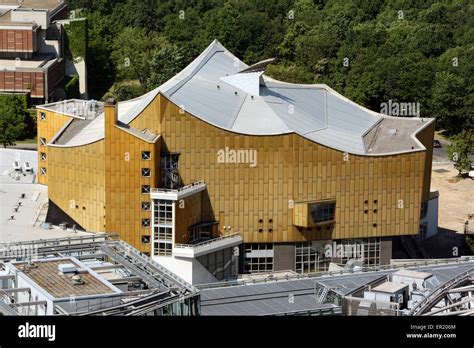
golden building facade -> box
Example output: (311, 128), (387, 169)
(37, 41), (436, 275)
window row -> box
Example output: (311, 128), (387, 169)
(244, 257), (273, 273)
(154, 242), (172, 256)
(154, 226), (172, 240)
(295, 242), (329, 274)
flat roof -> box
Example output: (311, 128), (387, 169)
(0, 56), (52, 69)
(372, 281), (408, 294)
(200, 261), (474, 315)
(13, 258), (118, 299)
(0, 0), (62, 11)
(393, 269), (433, 280)
(0, 0), (66, 26)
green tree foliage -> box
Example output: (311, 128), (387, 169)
(65, 0), (472, 137)
(63, 19), (88, 61)
(145, 41), (187, 90)
(0, 96), (28, 148)
(447, 131), (474, 176)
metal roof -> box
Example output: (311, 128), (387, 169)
(41, 40), (434, 155)
(200, 260), (474, 316)
(156, 40), (433, 155)
(200, 279), (337, 316)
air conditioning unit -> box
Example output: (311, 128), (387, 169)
(58, 263), (77, 274)
(42, 222), (53, 230)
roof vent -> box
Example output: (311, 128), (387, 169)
(388, 128), (397, 136)
(72, 274), (85, 286)
(220, 58), (275, 96)
(58, 263), (77, 274)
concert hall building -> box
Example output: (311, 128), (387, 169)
(36, 40), (438, 284)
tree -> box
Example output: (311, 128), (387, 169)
(145, 40), (187, 90)
(431, 71), (467, 134)
(111, 27), (163, 85)
(447, 130), (473, 176)
(0, 96), (28, 148)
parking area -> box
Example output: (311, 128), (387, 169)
(0, 149), (90, 243)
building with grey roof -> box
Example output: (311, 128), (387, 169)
(36, 40), (438, 285)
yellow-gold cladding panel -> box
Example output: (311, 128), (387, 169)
(105, 103), (161, 254)
(129, 94), (428, 243)
(47, 140), (106, 232)
(36, 109), (72, 185)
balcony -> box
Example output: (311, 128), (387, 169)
(173, 233), (243, 258)
(150, 180), (206, 201)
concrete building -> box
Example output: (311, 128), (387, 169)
(0, 0), (87, 103)
(0, 235), (200, 315)
(36, 40), (438, 284)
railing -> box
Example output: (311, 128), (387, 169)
(113, 240), (199, 293)
(151, 180), (205, 194)
(409, 269), (474, 316)
(174, 232), (241, 249)
(197, 256), (474, 289)
(0, 234), (120, 261)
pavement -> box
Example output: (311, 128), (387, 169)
(0, 148), (91, 243)
(431, 162), (474, 234)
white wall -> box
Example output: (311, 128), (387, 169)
(420, 195), (439, 239)
(16, 274), (53, 315)
(154, 256), (218, 285)
(65, 58), (88, 99)
(11, 9), (48, 29)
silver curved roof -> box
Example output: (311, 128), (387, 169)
(44, 40), (433, 154)
(154, 39), (433, 155)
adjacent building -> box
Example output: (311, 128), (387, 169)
(0, 235), (199, 315)
(0, 0), (86, 104)
(36, 40), (438, 284)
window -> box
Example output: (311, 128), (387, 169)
(142, 219), (150, 228)
(141, 151), (151, 160)
(295, 242), (329, 273)
(40, 112), (46, 121)
(310, 202), (336, 223)
(154, 226), (172, 240)
(40, 152), (47, 161)
(141, 236), (151, 244)
(141, 202), (151, 211)
(40, 137), (46, 146)
(153, 200), (173, 225)
(141, 185), (150, 194)
(141, 168), (151, 177)
(154, 242), (172, 256)
(244, 243), (274, 273)
(340, 238), (380, 267)
(40, 167), (47, 176)
(190, 226), (211, 244)
(152, 200), (174, 257)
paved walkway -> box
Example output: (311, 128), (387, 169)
(0, 148), (91, 243)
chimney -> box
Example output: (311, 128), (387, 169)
(105, 97), (117, 129)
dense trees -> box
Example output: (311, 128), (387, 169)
(0, 96), (28, 148)
(66, 0), (473, 137)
